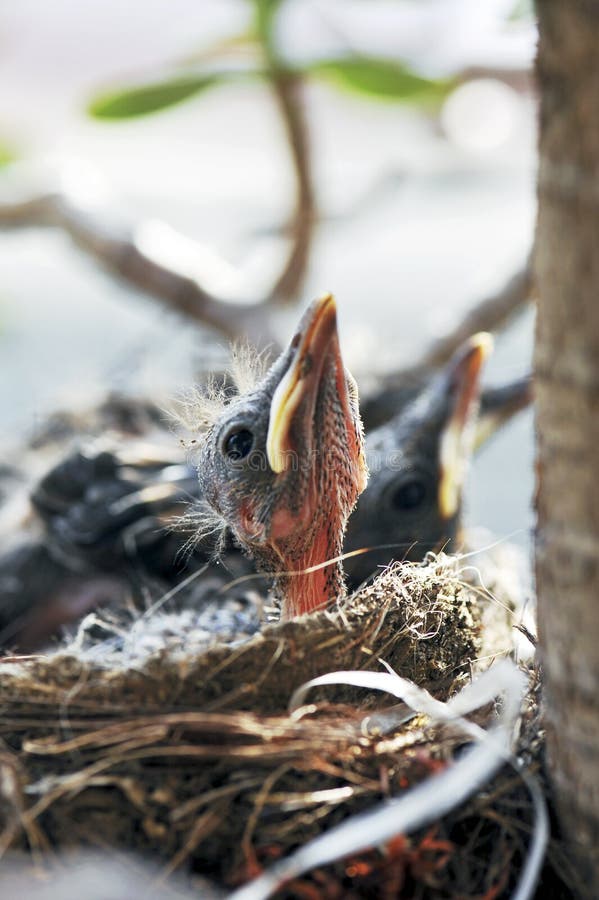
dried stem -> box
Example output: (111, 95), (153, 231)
(0, 183), (533, 422)
(267, 70), (315, 303)
(361, 260), (534, 428)
(0, 186), (282, 353)
(0, 47), (316, 349)
(418, 261), (533, 370)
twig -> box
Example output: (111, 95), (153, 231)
(0, 79), (316, 348)
(0, 184), (282, 353)
(0, 51), (316, 347)
(0, 182), (531, 401)
(267, 70), (315, 303)
(418, 260), (533, 370)
(361, 260), (534, 428)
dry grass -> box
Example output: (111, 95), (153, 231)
(0, 555), (545, 898)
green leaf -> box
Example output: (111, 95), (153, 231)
(308, 57), (451, 104)
(0, 142), (16, 167)
(88, 73), (226, 120)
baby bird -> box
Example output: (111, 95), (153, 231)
(343, 334), (492, 586)
(0, 315), (530, 646)
(196, 294), (368, 618)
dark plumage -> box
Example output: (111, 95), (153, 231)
(195, 295), (368, 618)
(343, 334), (491, 585)
(0, 314), (530, 648)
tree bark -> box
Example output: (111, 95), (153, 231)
(535, 0), (599, 890)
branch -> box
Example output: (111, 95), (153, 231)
(0, 179), (283, 354)
(0, 68), (316, 348)
(0, 179), (534, 419)
(361, 260), (534, 429)
(417, 260), (534, 371)
(475, 373), (533, 449)
(267, 70), (316, 303)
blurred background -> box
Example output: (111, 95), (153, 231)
(0, 0), (536, 551)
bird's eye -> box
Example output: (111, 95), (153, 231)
(389, 478), (427, 511)
(223, 428), (254, 461)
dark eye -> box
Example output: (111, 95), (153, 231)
(223, 429), (254, 461)
(390, 478), (427, 511)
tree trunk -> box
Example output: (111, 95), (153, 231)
(535, 0), (599, 889)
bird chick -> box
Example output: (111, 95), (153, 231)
(344, 333), (492, 586)
(0, 330), (531, 649)
(197, 295), (368, 619)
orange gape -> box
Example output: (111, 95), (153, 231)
(280, 529), (340, 619)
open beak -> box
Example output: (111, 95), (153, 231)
(266, 294), (362, 480)
(438, 332), (493, 519)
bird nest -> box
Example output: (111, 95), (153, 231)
(0, 555), (542, 898)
